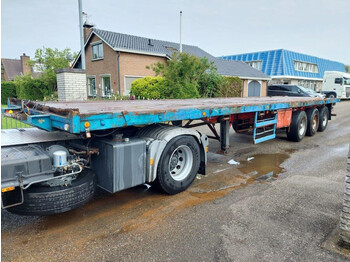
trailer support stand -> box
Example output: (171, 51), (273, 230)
(220, 119), (230, 152)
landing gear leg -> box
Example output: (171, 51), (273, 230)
(220, 119), (230, 152)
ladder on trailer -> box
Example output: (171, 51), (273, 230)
(253, 112), (277, 144)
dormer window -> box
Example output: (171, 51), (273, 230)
(91, 42), (103, 60)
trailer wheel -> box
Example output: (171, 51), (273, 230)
(156, 136), (200, 195)
(306, 108), (319, 136)
(7, 170), (96, 216)
(318, 107), (329, 132)
(286, 110), (307, 142)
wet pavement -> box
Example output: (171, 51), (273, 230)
(2, 101), (350, 261)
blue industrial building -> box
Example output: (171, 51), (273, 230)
(219, 49), (345, 91)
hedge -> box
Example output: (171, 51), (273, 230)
(218, 76), (242, 97)
(130, 77), (168, 99)
(1, 81), (17, 104)
(15, 75), (46, 101)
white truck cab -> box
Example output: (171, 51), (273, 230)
(322, 71), (350, 98)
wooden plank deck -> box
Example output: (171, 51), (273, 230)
(20, 97), (325, 116)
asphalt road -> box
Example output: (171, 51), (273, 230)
(2, 101), (350, 262)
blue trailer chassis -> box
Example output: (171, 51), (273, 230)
(2, 98), (339, 135)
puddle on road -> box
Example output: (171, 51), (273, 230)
(1, 152), (291, 261)
(190, 153), (289, 195)
(238, 153), (288, 179)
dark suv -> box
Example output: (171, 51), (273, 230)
(267, 84), (324, 98)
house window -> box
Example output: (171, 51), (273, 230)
(246, 61), (262, 71)
(87, 77), (96, 96)
(124, 76), (144, 95)
(294, 61), (318, 73)
(92, 42), (103, 60)
(101, 75), (111, 97)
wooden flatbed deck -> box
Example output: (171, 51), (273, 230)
(16, 96), (327, 116)
(5, 97), (339, 134)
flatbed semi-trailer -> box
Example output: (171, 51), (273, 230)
(1, 96), (339, 215)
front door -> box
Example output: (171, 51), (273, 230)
(248, 81), (261, 97)
(101, 75), (111, 97)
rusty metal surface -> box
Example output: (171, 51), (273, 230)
(15, 97), (326, 116)
(1, 128), (79, 147)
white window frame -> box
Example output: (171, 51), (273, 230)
(246, 61), (262, 71)
(124, 75), (146, 95)
(87, 76), (96, 97)
(294, 60), (319, 73)
(100, 74), (112, 97)
(91, 41), (104, 61)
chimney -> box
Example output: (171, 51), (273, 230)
(20, 53), (31, 75)
(83, 21), (94, 43)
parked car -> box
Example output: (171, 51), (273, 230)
(267, 85), (325, 98)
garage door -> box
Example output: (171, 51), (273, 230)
(124, 76), (143, 95)
(248, 80), (261, 97)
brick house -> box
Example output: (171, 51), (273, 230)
(73, 27), (270, 97)
(1, 54), (32, 81)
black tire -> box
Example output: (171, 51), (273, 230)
(155, 136), (200, 195)
(286, 110), (307, 142)
(318, 107), (329, 132)
(328, 93), (336, 98)
(306, 108), (319, 136)
(7, 170), (96, 216)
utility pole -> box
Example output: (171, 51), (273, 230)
(179, 11), (182, 53)
(78, 0), (86, 69)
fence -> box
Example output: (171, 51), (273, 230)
(1, 114), (32, 129)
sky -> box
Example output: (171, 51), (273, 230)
(1, 0), (350, 65)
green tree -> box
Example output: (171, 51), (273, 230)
(149, 52), (222, 99)
(345, 64), (350, 73)
(29, 47), (75, 94)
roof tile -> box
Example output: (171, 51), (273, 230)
(85, 28), (270, 79)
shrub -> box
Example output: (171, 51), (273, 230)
(130, 77), (167, 99)
(198, 71), (224, 98)
(148, 52), (225, 99)
(218, 76), (242, 97)
(1, 81), (17, 104)
(14, 75), (46, 100)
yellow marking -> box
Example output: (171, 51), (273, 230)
(84, 121), (91, 128)
(1, 187), (15, 193)
(205, 146), (209, 153)
(150, 158), (154, 166)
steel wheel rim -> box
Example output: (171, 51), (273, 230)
(168, 145), (193, 181)
(299, 117), (306, 136)
(322, 112), (328, 126)
(312, 114), (319, 130)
